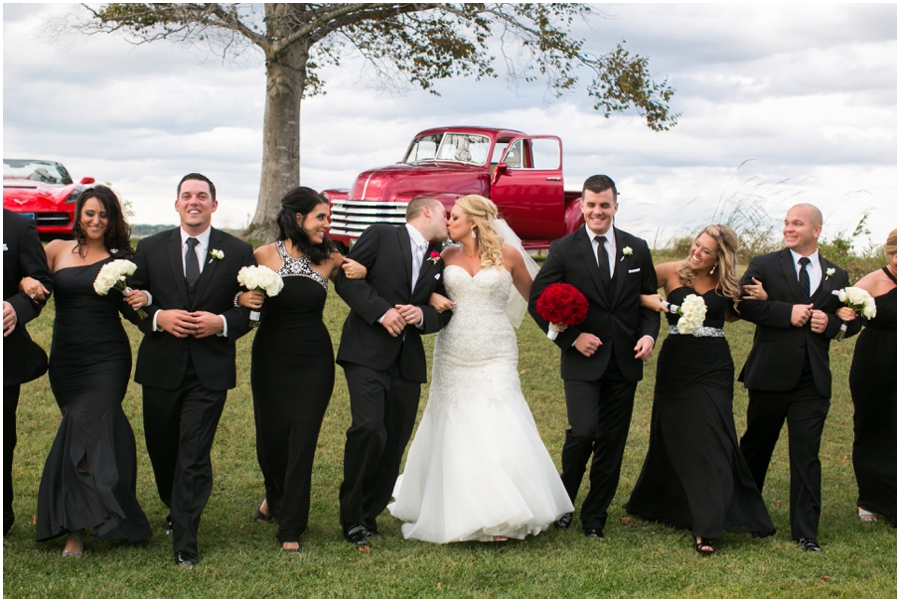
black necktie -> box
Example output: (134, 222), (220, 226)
(798, 256), (811, 299)
(595, 235), (610, 286)
(185, 237), (200, 288)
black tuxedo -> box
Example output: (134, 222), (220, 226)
(127, 226), (254, 559)
(334, 224), (451, 534)
(737, 248), (858, 540)
(3, 210), (52, 536)
(529, 225), (659, 533)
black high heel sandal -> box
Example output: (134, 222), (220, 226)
(694, 537), (715, 555)
(254, 501), (274, 523)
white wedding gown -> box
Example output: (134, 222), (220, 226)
(388, 265), (573, 543)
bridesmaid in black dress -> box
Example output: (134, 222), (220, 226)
(239, 187), (366, 553)
(837, 228), (897, 526)
(33, 186), (152, 557)
(625, 225), (774, 554)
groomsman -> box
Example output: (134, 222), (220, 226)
(529, 175), (659, 540)
(334, 196), (452, 550)
(738, 203), (858, 552)
(127, 174), (255, 566)
(3, 210), (52, 537)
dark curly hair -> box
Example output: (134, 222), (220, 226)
(277, 187), (336, 265)
(72, 185), (133, 255)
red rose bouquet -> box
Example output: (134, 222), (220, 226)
(535, 283), (589, 340)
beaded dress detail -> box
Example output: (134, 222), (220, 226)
(275, 240), (327, 289)
(389, 265), (573, 543)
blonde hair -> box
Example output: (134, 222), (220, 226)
(885, 228), (897, 262)
(455, 195), (504, 269)
(676, 224), (742, 303)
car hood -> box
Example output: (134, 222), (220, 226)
(3, 180), (74, 210)
(350, 162), (483, 201)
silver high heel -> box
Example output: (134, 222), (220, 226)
(61, 529), (85, 558)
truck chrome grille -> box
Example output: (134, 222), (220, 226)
(329, 200), (407, 238)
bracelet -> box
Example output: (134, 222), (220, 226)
(142, 290), (153, 306)
(234, 292), (242, 308)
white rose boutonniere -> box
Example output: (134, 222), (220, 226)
(621, 246), (633, 261)
(825, 267), (835, 280)
(209, 249), (225, 263)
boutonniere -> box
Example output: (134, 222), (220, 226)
(209, 249), (224, 264)
(621, 246), (633, 261)
(427, 251), (441, 264)
(825, 267), (835, 280)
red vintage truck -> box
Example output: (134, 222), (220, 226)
(322, 126), (585, 250)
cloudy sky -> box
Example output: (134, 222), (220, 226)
(3, 3), (897, 248)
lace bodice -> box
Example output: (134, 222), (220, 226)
(275, 240), (328, 290)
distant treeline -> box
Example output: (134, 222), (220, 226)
(132, 224), (243, 238)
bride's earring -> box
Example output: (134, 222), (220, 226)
(471, 229), (477, 239)
(709, 264), (717, 275)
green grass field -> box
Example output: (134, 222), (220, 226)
(3, 255), (896, 598)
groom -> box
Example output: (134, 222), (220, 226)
(529, 175), (659, 540)
(127, 173), (256, 566)
(335, 196), (452, 550)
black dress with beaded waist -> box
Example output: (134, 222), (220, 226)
(624, 286), (774, 538)
(250, 241), (335, 543)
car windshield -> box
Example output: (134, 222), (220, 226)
(403, 133), (490, 166)
(3, 159), (73, 185)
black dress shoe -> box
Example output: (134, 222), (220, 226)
(174, 551), (197, 566)
(554, 512), (573, 530)
(797, 538), (821, 553)
(344, 525), (370, 550)
(584, 528), (604, 541)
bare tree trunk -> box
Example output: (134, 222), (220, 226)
(244, 6), (309, 242)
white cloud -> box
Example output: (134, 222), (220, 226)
(3, 3), (895, 248)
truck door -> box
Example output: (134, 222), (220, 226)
(489, 136), (565, 240)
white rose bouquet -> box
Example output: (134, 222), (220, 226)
(835, 286), (877, 320)
(237, 265), (284, 327)
(93, 259), (148, 319)
(663, 293), (707, 335)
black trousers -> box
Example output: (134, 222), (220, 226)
(4, 384), (19, 537)
(142, 365), (227, 559)
(339, 361), (421, 533)
(562, 356), (638, 533)
(740, 371), (830, 540)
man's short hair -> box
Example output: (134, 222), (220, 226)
(582, 175), (618, 199)
(178, 173), (217, 201)
(406, 196), (441, 221)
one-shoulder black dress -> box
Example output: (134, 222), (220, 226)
(36, 257), (152, 543)
(251, 242), (335, 543)
(624, 287), (774, 539)
(849, 267), (897, 526)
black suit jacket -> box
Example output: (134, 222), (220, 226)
(127, 227), (255, 391)
(737, 248), (859, 398)
(529, 226), (659, 383)
(3, 210), (52, 386)
(335, 224), (452, 383)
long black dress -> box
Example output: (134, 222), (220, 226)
(849, 267), (897, 526)
(624, 287), (774, 539)
(251, 241), (335, 543)
(36, 257), (152, 543)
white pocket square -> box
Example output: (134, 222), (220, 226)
(628, 268), (641, 274)
(434, 274), (441, 280)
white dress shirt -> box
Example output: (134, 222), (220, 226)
(377, 224), (428, 328)
(789, 248), (822, 295)
(152, 226), (228, 336)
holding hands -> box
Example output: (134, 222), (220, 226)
(157, 309), (224, 338)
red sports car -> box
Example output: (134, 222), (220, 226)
(3, 159), (95, 238)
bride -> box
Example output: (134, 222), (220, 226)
(388, 194), (573, 543)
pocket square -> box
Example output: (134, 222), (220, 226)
(628, 268), (640, 274)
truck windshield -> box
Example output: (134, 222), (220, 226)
(404, 133), (490, 166)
